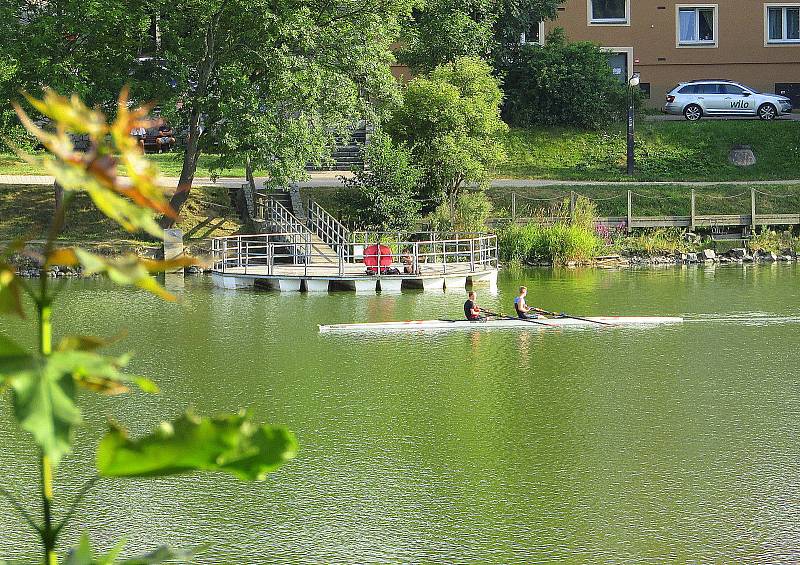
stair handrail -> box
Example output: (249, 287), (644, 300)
(308, 199), (351, 255)
(266, 197), (312, 245)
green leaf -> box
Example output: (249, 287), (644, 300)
(48, 350), (157, 395)
(0, 264), (25, 318)
(63, 533), (94, 565)
(97, 412), (298, 481)
(11, 360), (81, 465)
(7, 339), (157, 465)
(57, 333), (125, 353)
(117, 546), (195, 565)
(64, 533), (191, 565)
(0, 333), (34, 379)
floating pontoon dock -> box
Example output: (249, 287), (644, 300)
(211, 198), (499, 293)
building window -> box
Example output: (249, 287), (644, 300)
(767, 6), (800, 43)
(520, 21), (545, 45)
(588, 0), (629, 24)
(677, 5), (718, 46)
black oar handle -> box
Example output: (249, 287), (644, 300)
(480, 308), (553, 327)
(535, 307), (614, 327)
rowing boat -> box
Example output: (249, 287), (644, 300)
(319, 316), (683, 333)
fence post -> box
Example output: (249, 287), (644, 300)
(569, 191), (576, 220)
(511, 193), (516, 222)
(690, 189), (696, 230)
(751, 188), (757, 229)
(470, 238), (475, 272)
(627, 190), (633, 233)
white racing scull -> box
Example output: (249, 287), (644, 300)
(319, 316), (684, 333)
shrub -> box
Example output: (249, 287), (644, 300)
(749, 228), (796, 253)
(0, 109), (38, 153)
(429, 190), (494, 232)
(339, 132), (422, 231)
(387, 56), (507, 206)
(501, 29), (635, 129)
(498, 222), (603, 265)
(497, 195), (604, 265)
(613, 228), (694, 255)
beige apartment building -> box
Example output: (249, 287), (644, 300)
(534, 0), (800, 106)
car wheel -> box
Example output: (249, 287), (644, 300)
(758, 103), (777, 121)
(684, 104), (702, 121)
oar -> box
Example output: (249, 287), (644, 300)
(533, 307), (615, 327)
(479, 308), (553, 328)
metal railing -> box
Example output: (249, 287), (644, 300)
(260, 197), (312, 239)
(211, 232), (498, 278)
(307, 200), (351, 252)
(211, 233), (314, 275)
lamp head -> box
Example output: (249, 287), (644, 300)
(629, 73), (641, 87)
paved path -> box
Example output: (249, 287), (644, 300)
(3, 172), (800, 189)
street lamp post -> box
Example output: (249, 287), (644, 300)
(627, 72), (640, 176)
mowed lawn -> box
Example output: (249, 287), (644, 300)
(0, 152), (250, 178)
(497, 119), (800, 181)
(2, 119), (799, 182)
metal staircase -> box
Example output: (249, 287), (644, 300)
(229, 179), (353, 267)
(255, 193), (339, 265)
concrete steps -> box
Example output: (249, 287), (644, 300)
(307, 128), (368, 171)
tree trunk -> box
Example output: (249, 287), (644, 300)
(53, 181), (65, 233)
(159, 14), (218, 228)
(160, 108), (201, 228)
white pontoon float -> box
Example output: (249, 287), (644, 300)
(319, 316), (684, 333)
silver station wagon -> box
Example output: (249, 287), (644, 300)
(663, 80), (792, 121)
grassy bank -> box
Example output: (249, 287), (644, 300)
(0, 184), (242, 244)
(2, 120), (799, 182)
(303, 183), (800, 219)
(497, 120), (800, 181)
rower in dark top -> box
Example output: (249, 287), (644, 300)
(464, 291), (483, 321)
(513, 286), (539, 319)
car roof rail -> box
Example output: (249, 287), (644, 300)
(686, 79), (735, 84)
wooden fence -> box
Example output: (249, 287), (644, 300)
(505, 189), (800, 232)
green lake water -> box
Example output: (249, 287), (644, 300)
(0, 265), (798, 563)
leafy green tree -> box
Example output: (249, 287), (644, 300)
(501, 29), (630, 129)
(154, 0), (412, 225)
(493, 0), (562, 55)
(1, 91), (296, 564)
(398, 0), (563, 71)
(397, 0), (495, 72)
(339, 132), (422, 231)
(0, 0), (153, 215)
(0, 0), (149, 109)
(387, 57), (507, 209)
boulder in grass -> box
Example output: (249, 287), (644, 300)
(701, 249), (716, 261)
(730, 248), (747, 259)
(729, 144), (756, 167)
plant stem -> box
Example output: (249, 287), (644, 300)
(38, 299), (56, 564)
(40, 453), (56, 565)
